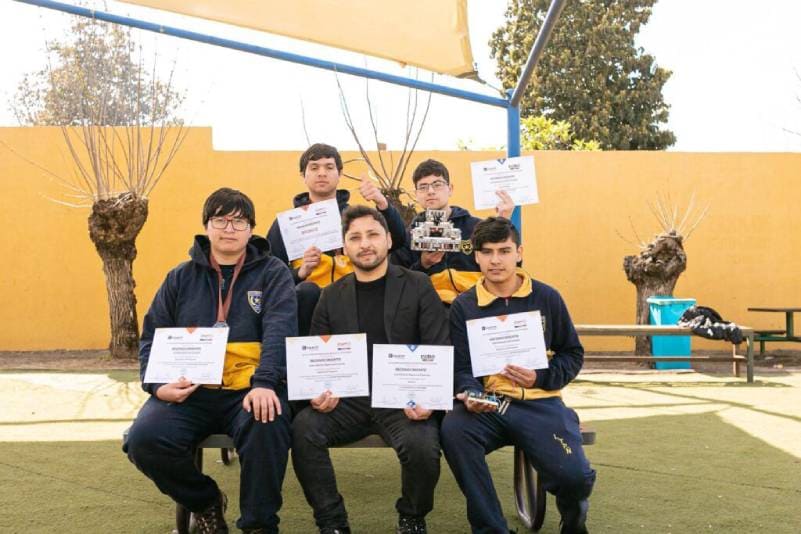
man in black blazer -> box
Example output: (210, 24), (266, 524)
(291, 205), (449, 534)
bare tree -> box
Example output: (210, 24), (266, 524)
(5, 16), (187, 359)
(336, 75), (432, 223)
(622, 193), (708, 354)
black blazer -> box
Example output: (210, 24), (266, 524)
(310, 263), (450, 346)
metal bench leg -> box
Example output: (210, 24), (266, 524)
(174, 447), (203, 534)
(514, 445), (546, 532)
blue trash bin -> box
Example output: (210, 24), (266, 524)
(646, 296), (696, 370)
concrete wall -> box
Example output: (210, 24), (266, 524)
(1, 127), (799, 352)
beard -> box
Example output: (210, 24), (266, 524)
(350, 248), (388, 271)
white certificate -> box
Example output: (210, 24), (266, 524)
(286, 334), (370, 400)
(470, 156), (539, 210)
(276, 198), (344, 260)
(465, 311), (548, 377)
(143, 327), (229, 384)
(371, 345), (454, 411)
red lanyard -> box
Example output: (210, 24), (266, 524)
(209, 252), (246, 326)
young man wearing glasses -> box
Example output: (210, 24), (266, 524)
(125, 188), (297, 534)
(393, 159), (514, 305)
(266, 143), (407, 334)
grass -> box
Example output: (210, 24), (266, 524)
(1, 412), (800, 533)
(2, 368), (801, 533)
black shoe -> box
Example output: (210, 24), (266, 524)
(557, 497), (589, 534)
(195, 491), (229, 534)
(396, 515), (427, 534)
(319, 527), (351, 534)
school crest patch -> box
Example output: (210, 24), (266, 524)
(460, 240), (473, 255)
(247, 291), (263, 313)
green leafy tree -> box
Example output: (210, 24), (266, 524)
(457, 115), (599, 151)
(521, 115), (600, 150)
(490, 0), (675, 150)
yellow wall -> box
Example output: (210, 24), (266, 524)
(1, 127), (799, 352)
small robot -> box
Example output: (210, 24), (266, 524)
(466, 391), (510, 415)
(410, 209), (463, 252)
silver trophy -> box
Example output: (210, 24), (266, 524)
(410, 209), (462, 252)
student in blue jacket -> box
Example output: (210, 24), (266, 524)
(124, 188), (297, 534)
(393, 159), (513, 305)
(265, 143), (407, 335)
(441, 217), (596, 534)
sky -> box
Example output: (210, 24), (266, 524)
(1, 0), (800, 152)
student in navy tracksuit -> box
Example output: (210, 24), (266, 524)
(124, 188), (297, 534)
(393, 159), (513, 305)
(265, 143), (407, 335)
(441, 217), (596, 534)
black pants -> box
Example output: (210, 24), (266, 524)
(124, 387), (292, 532)
(291, 397), (441, 529)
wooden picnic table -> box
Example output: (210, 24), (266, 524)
(747, 307), (801, 354)
(575, 324), (756, 383)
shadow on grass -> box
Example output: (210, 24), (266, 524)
(1, 413), (799, 533)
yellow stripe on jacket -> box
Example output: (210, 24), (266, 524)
(429, 269), (482, 304)
(219, 341), (261, 390)
(476, 272), (561, 400)
(291, 254), (353, 288)
(482, 352), (562, 400)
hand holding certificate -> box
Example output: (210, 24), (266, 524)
(276, 198), (344, 261)
(371, 345), (454, 410)
(465, 311), (548, 377)
(470, 156), (539, 210)
(143, 327), (229, 385)
(286, 334), (370, 400)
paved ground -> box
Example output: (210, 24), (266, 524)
(2, 358), (800, 463)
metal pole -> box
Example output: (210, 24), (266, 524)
(13, 0), (509, 109)
(506, 94), (522, 232)
(510, 0), (567, 108)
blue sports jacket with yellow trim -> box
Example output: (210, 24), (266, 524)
(449, 271), (584, 400)
(138, 235), (297, 395)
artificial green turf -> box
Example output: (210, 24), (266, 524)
(1, 413), (799, 533)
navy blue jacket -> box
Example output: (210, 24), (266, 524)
(139, 235), (297, 394)
(450, 276), (584, 398)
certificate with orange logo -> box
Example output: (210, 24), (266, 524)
(277, 198), (343, 260)
(465, 311), (547, 377)
(144, 327), (229, 384)
(286, 334), (369, 400)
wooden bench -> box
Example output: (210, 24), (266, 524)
(575, 325), (756, 383)
(124, 428), (596, 533)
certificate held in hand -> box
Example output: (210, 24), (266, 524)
(143, 327), (229, 385)
(465, 311), (548, 377)
(286, 334), (370, 400)
(276, 198), (344, 261)
(470, 156), (538, 210)
(371, 344), (454, 411)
